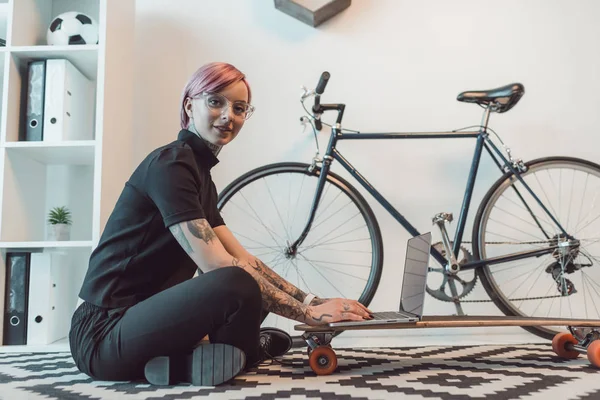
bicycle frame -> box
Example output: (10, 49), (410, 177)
(290, 119), (569, 271)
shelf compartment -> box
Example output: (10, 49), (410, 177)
(3, 49), (98, 143)
(9, 45), (99, 80)
(0, 246), (92, 345)
(0, 148), (94, 242)
(11, 0), (100, 48)
(4, 140), (95, 165)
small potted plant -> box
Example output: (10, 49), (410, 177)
(47, 206), (72, 241)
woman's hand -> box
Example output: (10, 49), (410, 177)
(306, 298), (373, 326)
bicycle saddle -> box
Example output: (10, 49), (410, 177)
(457, 83), (525, 113)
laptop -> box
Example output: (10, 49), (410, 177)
(328, 232), (432, 327)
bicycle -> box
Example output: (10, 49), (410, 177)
(217, 71), (600, 341)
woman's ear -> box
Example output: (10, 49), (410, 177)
(184, 97), (193, 117)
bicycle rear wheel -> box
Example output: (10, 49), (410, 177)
(217, 162), (384, 338)
(473, 157), (600, 340)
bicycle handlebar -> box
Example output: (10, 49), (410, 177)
(315, 71), (330, 95)
(308, 71), (345, 132)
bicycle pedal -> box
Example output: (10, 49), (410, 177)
(432, 212), (453, 224)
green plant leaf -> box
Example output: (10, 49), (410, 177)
(47, 206), (72, 225)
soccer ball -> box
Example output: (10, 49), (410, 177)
(47, 11), (99, 46)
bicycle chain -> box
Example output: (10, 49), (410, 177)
(459, 294), (565, 303)
(461, 240), (553, 245)
(450, 239), (562, 302)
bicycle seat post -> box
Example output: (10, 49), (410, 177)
(480, 105), (492, 133)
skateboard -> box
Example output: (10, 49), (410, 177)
(294, 315), (600, 375)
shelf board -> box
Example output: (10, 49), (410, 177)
(0, 241), (94, 252)
(9, 45), (99, 80)
(4, 140), (96, 165)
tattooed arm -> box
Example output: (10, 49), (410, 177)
(169, 218), (312, 322)
(214, 225), (309, 302)
(169, 218), (372, 325)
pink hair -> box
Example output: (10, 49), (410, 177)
(180, 62), (252, 129)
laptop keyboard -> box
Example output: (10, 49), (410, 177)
(371, 311), (413, 320)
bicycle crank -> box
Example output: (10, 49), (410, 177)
(426, 242), (478, 303)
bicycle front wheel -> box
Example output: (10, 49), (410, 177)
(473, 157), (600, 340)
(217, 162), (384, 337)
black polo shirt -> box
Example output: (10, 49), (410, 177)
(78, 129), (226, 308)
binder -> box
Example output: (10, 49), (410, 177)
(26, 253), (50, 345)
(23, 61), (46, 141)
(43, 59), (95, 142)
(3, 252), (31, 345)
(26, 252), (72, 345)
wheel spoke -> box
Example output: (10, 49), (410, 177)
(574, 186), (600, 234)
(302, 260), (368, 282)
(228, 199), (287, 244)
(500, 193), (554, 228)
(582, 272), (600, 318)
(493, 204), (553, 232)
(264, 177), (292, 242)
(288, 174), (306, 237)
(540, 169), (561, 225)
(252, 249), (282, 258)
(311, 189), (342, 229)
(302, 219), (366, 251)
(303, 237), (372, 248)
(488, 217), (547, 241)
(312, 197), (351, 232)
(292, 258), (315, 295)
(575, 173), (589, 232)
(566, 169), (575, 232)
(237, 191), (287, 247)
(295, 256), (372, 269)
(230, 230), (281, 252)
(298, 253), (348, 298)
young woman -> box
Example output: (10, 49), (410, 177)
(69, 62), (373, 387)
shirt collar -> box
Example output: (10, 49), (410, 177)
(177, 129), (220, 169)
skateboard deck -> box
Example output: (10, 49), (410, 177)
(295, 315), (600, 332)
(294, 315), (600, 375)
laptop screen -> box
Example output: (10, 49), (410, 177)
(399, 232), (432, 318)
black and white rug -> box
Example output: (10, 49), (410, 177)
(1, 344), (599, 399)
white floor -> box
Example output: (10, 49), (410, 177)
(0, 326), (547, 354)
(0, 338), (71, 353)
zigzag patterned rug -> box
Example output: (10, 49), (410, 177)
(1, 344), (600, 399)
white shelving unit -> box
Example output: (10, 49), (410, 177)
(0, 0), (135, 347)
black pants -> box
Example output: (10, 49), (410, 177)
(69, 267), (264, 381)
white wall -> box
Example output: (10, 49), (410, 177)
(132, 0), (600, 345)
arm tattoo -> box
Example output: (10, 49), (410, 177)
(232, 257), (311, 323)
(311, 313), (333, 322)
(170, 224), (193, 253)
(187, 219), (216, 244)
(245, 258), (307, 302)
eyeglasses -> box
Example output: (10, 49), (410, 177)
(198, 92), (255, 120)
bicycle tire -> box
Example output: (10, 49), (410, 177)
(472, 156), (600, 340)
(217, 162), (384, 340)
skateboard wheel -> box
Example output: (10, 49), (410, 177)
(552, 332), (579, 359)
(309, 346), (337, 375)
(587, 340), (600, 368)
